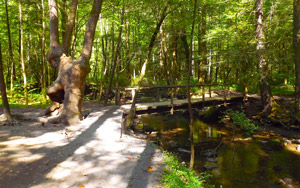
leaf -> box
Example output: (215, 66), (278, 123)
(79, 185), (85, 188)
(148, 166), (153, 172)
(128, 156), (131, 159)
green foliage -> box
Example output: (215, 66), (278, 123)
(221, 109), (259, 135)
(0, 102), (49, 109)
(6, 87), (47, 105)
(0, 0), (297, 104)
(271, 85), (295, 96)
(268, 102), (293, 125)
(162, 151), (212, 188)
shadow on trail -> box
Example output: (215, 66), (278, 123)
(0, 107), (119, 188)
(126, 142), (155, 188)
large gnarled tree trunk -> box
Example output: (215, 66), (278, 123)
(45, 0), (103, 125)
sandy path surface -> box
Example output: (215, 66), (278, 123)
(0, 106), (164, 188)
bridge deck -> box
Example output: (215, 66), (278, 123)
(121, 95), (244, 114)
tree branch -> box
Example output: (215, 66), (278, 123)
(81, 0), (103, 62)
(49, 0), (60, 48)
(62, 0), (78, 54)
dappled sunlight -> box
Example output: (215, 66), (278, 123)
(0, 106), (163, 188)
(38, 133), (154, 188)
(14, 153), (45, 163)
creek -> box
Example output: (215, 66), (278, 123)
(133, 109), (300, 188)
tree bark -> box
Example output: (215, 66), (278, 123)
(46, 0), (103, 125)
(62, 0), (78, 54)
(294, 0), (300, 109)
(0, 42), (12, 120)
(255, 0), (273, 114)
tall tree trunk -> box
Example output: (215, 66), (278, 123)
(187, 0), (197, 169)
(0, 42), (12, 120)
(294, 0), (300, 110)
(5, 0), (15, 96)
(19, 0), (28, 105)
(126, 7), (169, 130)
(104, 6), (125, 105)
(180, 0), (197, 169)
(41, 0), (47, 102)
(255, 0), (273, 114)
(198, 1), (207, 83)
(45, 0), (103, 125)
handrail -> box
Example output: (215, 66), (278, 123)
(112, 83), (231, 90)
(110, 83), (231, 107)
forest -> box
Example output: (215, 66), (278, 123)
(0, 0), (300, 187)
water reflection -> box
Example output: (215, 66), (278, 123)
(139, 112), (300, 188)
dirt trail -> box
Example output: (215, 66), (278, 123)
(0, 104), (164, 188)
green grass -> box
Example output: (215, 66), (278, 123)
(0, 103), (49, 109)
(161, 151), (212, 188)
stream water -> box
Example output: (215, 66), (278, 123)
(136, 110), (300, 188)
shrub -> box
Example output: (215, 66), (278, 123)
(221, 109), (259, 135)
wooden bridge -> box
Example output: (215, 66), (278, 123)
(111, 84), (244, 115)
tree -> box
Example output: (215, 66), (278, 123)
(45, 0), (103, 125)
(104, 5), (125, 105)
(198, 0), (207, 83)
(255, 0), (273, 114)
(125, 6), (169, 130)
(5, 0), (15, 96)
(294, 0), (300, 109)
(0, 41), (12, 120)
(187, 0), (197, 170)
(19, 0), (28, 106)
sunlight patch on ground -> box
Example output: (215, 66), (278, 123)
(15, 153), (45, 163)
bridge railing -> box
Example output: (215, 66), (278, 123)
(112, 84), (231, 106)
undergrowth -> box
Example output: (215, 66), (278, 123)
(221, 109), (259, 136)
(161, 151), (213, 188)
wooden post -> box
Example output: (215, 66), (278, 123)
(243, 84), (248, 103)
(115, 88), (120, 105)
(227, 85), (230, 97)
(224, 84), (227, 106)
(156, 87), (160, 102)
(131, 88), (135, 103)
(209, 85), (212, 98)
(170, 88), (174, 115)
(202, 85), (205, 101)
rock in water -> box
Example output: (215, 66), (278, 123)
(178, 148), (191, 153)
(295, 139), (300, 144)
(203, 165), (218, 170)
(273, 165), (283, 172)
(207, 158), (218, 163)
(169, 141), (178, 148)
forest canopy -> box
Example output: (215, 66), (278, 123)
(0, 0), (297, 122)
